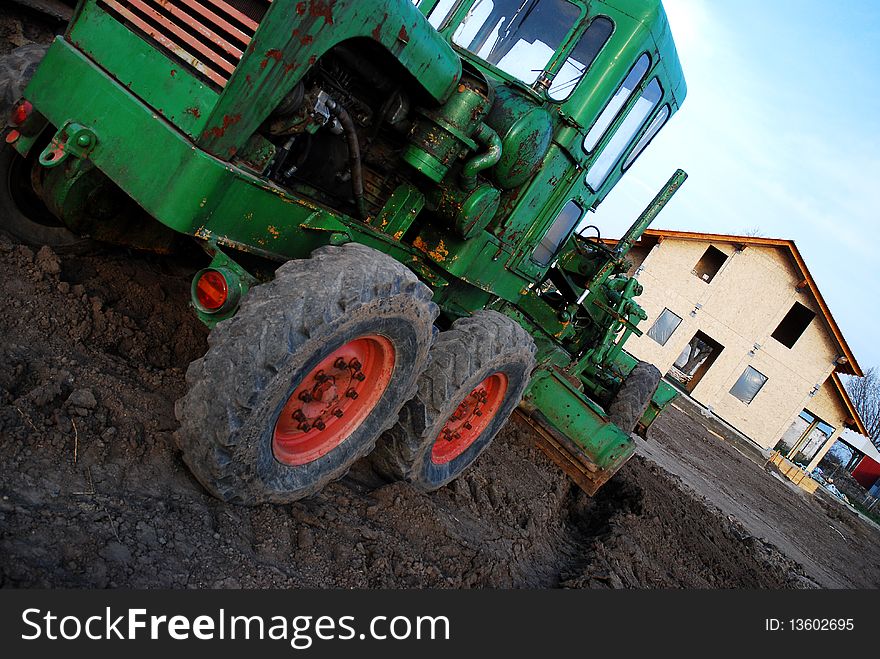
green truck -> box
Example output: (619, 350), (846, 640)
(1, 0), (686, 504)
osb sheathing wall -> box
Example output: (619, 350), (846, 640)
(626, 239), (848, 449)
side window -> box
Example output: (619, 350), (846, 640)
(647, 308), (682, 346)
(532, 200), (583, 266)
(730, 366), (768, 405)
(623, 104), (669, 170)
(585, 77), (663, 191)
(771, 302), (815, 348)
(549, 17), (614, 101)
(583, 53), (650, 152)
(693, 245), (727, 283)
(418, 0), (461, 28)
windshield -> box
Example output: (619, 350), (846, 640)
(451, 0), (580, 86)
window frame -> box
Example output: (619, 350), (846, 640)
(729, 366), (768, 405)
(582, 53), (651, 155)
(530, 200), (585, 266)
(646, 308), (682, 346)
(623, 103), (670, 171)
(548, 16), (615, 102)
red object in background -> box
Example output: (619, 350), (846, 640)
(852, 455), (880, 489)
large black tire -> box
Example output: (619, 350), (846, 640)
(0, 44), (90, 251)
(0, 43), (48, 117)
(371, 310), (536, 491)
(174, 243), (438, 505)
(608, 361), (661, 435)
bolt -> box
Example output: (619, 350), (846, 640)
(346, 388), (359, 399)
(314, 370), (326, 383)
(474, 410), (483, 417)
(464, 422), (473, 430)
(349, 358), (362, 371)
(298, 391), (312, 403)
(353, 372), (366, 382)
(333, 409), (344, 418)
(298, 422), (311, 432)
(334, 357), (347, 369)
(314, 420), (326, 431)
(76, 133), (92, 147)
(452, 432), (461, 440)
(292, 410), (306, 422)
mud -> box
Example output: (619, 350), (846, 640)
(0, 238), (818, 589)
(0, 8), (865, 589)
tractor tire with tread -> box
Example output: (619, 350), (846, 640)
(608, 361), (661, 435)
(175, 243), (438, 505)
(371, 310), (536, 491)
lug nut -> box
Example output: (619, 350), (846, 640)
(298, 422), (311, 432)
(349, 359), (362, 371)
(452, 432), (461, 440)
(334, 357), (347, 369)
(298, 391), (312, 403)
(464, 422), (473, 430)
(333, 409), (344, 418)
(346, 388), (359, 399)
(292, 410), (306, 422)
(475, 410), (483, 416)
(314, 420), (326, 431)
(353, 372), (366, 382)
(314, 370), (326, 383)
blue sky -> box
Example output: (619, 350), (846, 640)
(591, 0), (880, 372)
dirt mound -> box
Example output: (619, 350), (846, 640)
(0, 236), (816, 588)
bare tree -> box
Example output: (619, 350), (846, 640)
(844, 367), (880, 446)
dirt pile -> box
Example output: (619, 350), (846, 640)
(0, 237), (816, 588)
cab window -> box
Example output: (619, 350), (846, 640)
(532, 201), (583, 266)
(583, 54), (649, 152)
(549, 17), (613, 101)
(586, 77), (663, 191)
(623, 104), (669, 170)
(453, 0), (581, 86)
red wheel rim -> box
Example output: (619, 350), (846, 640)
(273, 335), (396, 466)
(431, 372), (508, 465)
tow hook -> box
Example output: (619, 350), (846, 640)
(38, 122), (97, 168)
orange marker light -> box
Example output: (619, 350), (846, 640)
(195, 270), (228, 311)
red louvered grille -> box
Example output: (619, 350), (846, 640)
(100, 0), (271, 87)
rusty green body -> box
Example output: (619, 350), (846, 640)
(9, 0), (686, 489)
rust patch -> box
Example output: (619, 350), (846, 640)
(397, 26), (409, 43)
(296, 1), (306, 15)
(308, 55), (317, 66)
(170, 69), (177, 77)
(371, 13), (388, 41)
(185, 106), (201, 118)
(413, 237), (449, 262)
(308, 0), (334, 25)
(204, 114), (242, 139)
(300, 34), (314, 46)
(267, 225), (281, 238)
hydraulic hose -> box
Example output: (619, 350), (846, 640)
(461, 122), (502, 192)
(325, 97), (366, 220)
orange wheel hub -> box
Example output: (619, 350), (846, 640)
(273, 335), (395, 466)
(431, 372), (508, 465)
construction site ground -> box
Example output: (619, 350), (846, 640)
(2, 7), (880, 590)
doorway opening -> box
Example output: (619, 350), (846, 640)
(667, 331), (724, 393)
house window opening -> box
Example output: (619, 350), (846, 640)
(771, 302), (815, 348)
(692, 245), (727, 283)
(730, 366), (768, 405)
(667, 330), (724, 393)
(775, 409), (834, 468)
(647, 308), (682, 346)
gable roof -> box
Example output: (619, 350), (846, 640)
(608, 228), (862, 377)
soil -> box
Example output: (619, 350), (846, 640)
(1, 8), (878, 590)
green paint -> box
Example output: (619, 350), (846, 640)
(15, 0), (688, 493)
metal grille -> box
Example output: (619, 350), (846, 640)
(100, 0), (272, 87)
